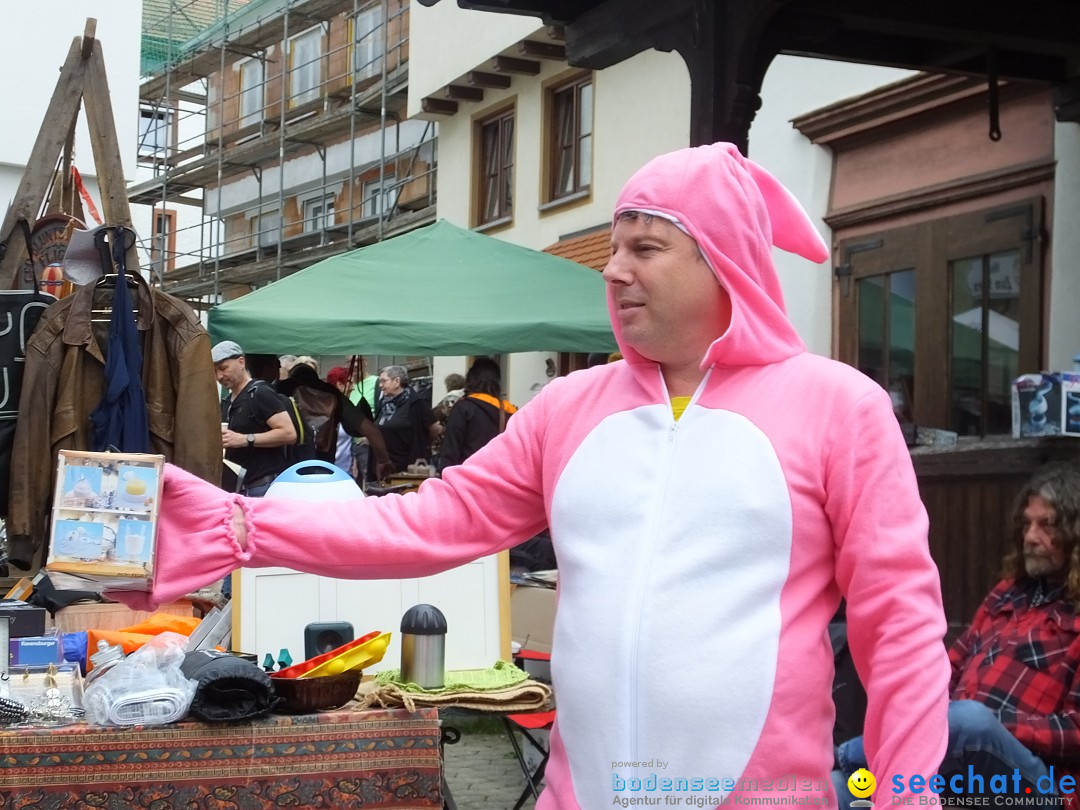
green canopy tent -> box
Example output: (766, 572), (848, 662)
(208, 219), (616, 356)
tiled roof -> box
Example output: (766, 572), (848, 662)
(543, 227), (610, 272)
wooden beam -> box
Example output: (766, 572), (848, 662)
(446, 84), (484, 102)
(491, 55), (541, 75)
(564, 0), (689, 69)
(421, 97), (459, 115)
(1054, 77), (1080, 123)
(83, 37), (140, 273)
(81, 18), (97, 59)
(518, 39), (566, 60)
(0, 36), (88, 289)
(467, 70), (512, 89)
(46, 117), (82, 222)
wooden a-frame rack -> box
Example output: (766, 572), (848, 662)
(0, 18), (139, 290)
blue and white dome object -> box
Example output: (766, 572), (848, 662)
(264, 461), (364, 502)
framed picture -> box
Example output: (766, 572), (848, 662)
(46, 450), (165, 590)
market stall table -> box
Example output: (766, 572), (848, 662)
(0, 706), (442, 808)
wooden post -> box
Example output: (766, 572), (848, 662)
(81, 18), (96, 60)
(0, 18), (138, 287)
(83, 38), (140, 273)
(0, 36), (88, 288)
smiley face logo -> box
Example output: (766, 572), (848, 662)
(847, 768), (876, 799)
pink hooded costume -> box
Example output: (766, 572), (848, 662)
(132, 143), (949, 808)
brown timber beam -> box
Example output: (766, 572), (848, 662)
(491, 55), (541, 75)
(468, 70), (512, 89)
(519, 40), (566, 59)
(446, 84), (484, 102)
(422, 97), (459, 115)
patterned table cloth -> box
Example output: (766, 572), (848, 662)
(0, 707), (442, 808)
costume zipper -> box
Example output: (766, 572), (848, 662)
(628, 367), (712, 770)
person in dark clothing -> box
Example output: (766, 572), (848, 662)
(277, 363), (391, 479)
(437, 357), (517, 472)
(375, 364), (440, 472)
(215, 340), (296, 497)
(245, 353), (281, 384)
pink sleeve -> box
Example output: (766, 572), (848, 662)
(828, 388), (950, 796)
(112, 392), (551, 611)
(241, 393), (549, 576)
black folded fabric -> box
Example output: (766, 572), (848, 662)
(27, 574), (103, 616)
(181, 650), (280, 721)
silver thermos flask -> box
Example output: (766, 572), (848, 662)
(400, 603), (447, 689)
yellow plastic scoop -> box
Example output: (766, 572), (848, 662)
(299, 631), (392, 678)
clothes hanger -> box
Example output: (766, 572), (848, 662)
(90, 226), (139, 324)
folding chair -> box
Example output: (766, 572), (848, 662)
(504, 649), (554, 809)
(503, 708), (554, 810)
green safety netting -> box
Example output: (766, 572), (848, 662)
(141, 0), (270, 77)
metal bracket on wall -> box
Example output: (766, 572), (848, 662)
(834, 238), (884, 297)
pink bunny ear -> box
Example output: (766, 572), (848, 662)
(743, 157), (830, 264)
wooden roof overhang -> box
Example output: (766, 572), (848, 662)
(422, 0), (1080, 152)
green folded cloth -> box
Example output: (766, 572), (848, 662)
(376, 659), (529, 693)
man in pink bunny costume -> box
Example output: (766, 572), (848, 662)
(121, 142), (949, 808)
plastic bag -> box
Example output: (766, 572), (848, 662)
(83, 631), (197, 726)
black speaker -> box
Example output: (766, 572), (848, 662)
(304, 622), (354, 660)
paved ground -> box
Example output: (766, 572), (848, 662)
(441, 713), (547, 809)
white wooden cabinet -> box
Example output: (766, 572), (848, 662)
(232, 552), (510, 673)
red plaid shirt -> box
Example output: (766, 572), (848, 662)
(949, 578), (1080, 765)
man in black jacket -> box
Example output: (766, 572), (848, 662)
(214, 340), (295, 497)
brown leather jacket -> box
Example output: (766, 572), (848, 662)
(6, 276), (221, 569)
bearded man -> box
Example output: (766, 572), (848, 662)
(835, 463), (1080, 805)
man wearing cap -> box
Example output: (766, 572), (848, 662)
(213, 340), (296, 497)
(118, 144), (948, 809)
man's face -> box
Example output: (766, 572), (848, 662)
(1022, 495), (1067, 579)
(215, 356), (246, 391)
(603, 215), (730, 370)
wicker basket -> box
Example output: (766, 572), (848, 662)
(271, 670), (362, 714)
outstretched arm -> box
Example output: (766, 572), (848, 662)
(358, 418), (392, 479)
(340, 397), (392, 479)
(111, 390), (552, 610)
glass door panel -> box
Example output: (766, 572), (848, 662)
(949, 250), (1021, 435)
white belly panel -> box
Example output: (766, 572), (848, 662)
(549, 404), (792, 807)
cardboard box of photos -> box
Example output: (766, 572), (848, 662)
(45, 450), (165, 590)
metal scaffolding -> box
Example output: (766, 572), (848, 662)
(133, 0), (437, 305)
